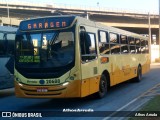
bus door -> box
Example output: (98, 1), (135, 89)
(79, 26), (99, 97)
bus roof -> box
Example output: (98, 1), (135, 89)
(75, 16), (148, 40)
(19, 15), (148, 40)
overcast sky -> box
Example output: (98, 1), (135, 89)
(2, 0), (159, 14)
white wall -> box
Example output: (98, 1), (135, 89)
(151, 45), (159, 62)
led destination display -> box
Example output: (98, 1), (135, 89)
(19, 16), (76, 31)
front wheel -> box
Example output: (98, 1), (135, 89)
(96, 74), (108, 98)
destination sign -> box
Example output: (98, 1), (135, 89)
(19, 16), (76, 31)
(19, 56), (40, 63)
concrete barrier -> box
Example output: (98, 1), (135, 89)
(0, 17), (21, 26)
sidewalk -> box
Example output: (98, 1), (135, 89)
(126, 63), (160, 119)
(104, 80), (160, 120)
(128, 83), (160, 120)
(151, 62), (160, 66)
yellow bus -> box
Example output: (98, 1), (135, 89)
(14, 15), (150, 98)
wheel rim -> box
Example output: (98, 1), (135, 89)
(138, 67), (142, 80)
(100, 77), (107, 94)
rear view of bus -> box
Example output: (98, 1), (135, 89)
(14, 16), (80, 98)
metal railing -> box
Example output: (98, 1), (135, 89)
(0, 0), (158, 15)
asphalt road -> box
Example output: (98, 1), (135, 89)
(0, 63), (160, 120)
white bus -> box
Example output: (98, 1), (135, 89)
(0, 26), (17, 89)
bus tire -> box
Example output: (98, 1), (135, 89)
(134, 66), (142, 82)
(96, 74), (107, 98)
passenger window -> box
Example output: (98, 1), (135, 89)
(110, 33), (119, 43)
(146, 41), (149, 53)
(128, 37), (135, 54)
(0, 33), (5, 55)
(110, 44), (121, 54)
(141, 39), (146, 54)
(135, 39), (141, 46)
(99, 43), (110, 54)
(110, 33), (120, 54)
(80, 31), (97, 62)
(88, 33), (96, 54)
(120, 35), (129, 54)
(99, 31), (108, 42)
(121, 45), (129, 53)
(7, 33), (16, 55)
(141, 39), (145, 46)
(135, 38), (141, 54)
(99, 31), (110, 54)
(130, 46), (136, 53)
(0, 33), (3, 40)
(136, 46), (141, 54)
(120, 35), (127, 44)
(7, 33), (15, 40)
(128, 37), (135, 45)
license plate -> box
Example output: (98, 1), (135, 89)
(37, 88), (48, 92)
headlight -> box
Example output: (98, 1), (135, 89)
(62, 82), (69, 86)
(18, 83), (23, 87)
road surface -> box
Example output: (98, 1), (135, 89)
(0, 63), (160, 120)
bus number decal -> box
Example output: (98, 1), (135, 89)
(46, 79), (60, 84)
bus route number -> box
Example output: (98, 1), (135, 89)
(46, 79), (60, 84)
(19, 56), (40, 63)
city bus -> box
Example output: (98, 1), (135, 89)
(14, 15), (150, 98)
(0, 26), (17, 89)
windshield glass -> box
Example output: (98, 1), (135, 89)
(16, 30), (74, 68)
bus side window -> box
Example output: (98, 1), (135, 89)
(120, 35), (129, 54)
(141, 39), (146, 54)
(98, 30), (110, 54)
(146, 41), (149, 53)
(135, 38), (141, 54)
(6, 33), (15, 55)
(109, 33), (120, 54)
(80, 32), (91, 54)
(128, 37), (135, 54)
(0, 32), (5, 55)
(80, 31), (97, 62)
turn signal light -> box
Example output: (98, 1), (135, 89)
(101, 57), (109, 63)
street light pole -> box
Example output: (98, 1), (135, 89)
(7, 1), (9, 18)
(148, 12), (151, 59)
(86, 12), (89, 20)
(159, 0), (160, 57)
(97, 2), (100, 11)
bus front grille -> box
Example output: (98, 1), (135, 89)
(25, 93), (62, 96)
(19, 85), (66, 97)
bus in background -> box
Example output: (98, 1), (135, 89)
(14, 16), (150, 98)
(0, 26), (17, 89)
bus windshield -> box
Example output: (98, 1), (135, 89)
(15, 28), (75, 78)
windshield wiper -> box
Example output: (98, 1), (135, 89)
(49, 32), (60, 45)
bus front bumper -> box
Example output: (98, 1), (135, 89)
(15, 80), (81, 98)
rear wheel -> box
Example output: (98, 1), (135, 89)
(96, 74), (107, 98)
(134, 66), (142, 82)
